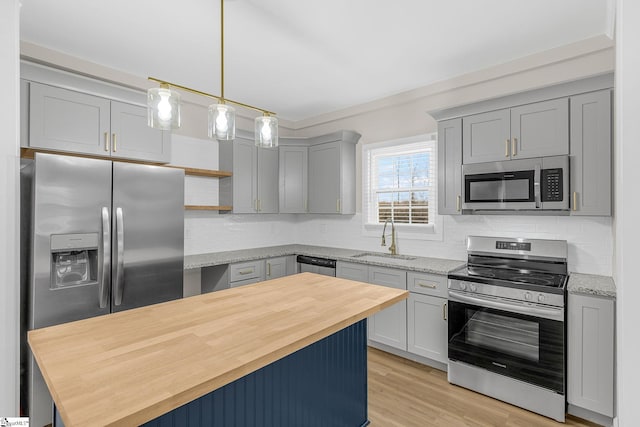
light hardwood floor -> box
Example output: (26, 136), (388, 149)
(368, 347), (601, 427)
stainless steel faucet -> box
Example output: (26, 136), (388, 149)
(381, 219), (397, 255)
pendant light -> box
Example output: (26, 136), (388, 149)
(147, 0), (278, 147)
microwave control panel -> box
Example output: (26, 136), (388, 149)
(541, 168), (563, 202)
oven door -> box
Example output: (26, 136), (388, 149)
(463, 169), (539, 210)
(447, 290), (564, 394)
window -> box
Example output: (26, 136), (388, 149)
(363, 134), (439, 235)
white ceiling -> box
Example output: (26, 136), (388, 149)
(20, 0), (613, 122)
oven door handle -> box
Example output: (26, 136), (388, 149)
(448, 290), (563, 322)
(534, 164), (541, 209)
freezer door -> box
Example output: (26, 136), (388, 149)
(111, 162), (184, 312)
(30, 153), (112, 329)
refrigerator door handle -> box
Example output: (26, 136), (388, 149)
(98, 207), (111, 308)
(114, 207), (125, 306)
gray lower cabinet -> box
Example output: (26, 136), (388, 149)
(570, 90), (612, 216)
(308, 139), (356, 214)
(567, 293), (615, 417)
(337, 262), (450, 363)
(25, 81), (170, 162)
(462, 98), (569, 164)
(367, 267), (407, 351)
(407, 293), (448, 363)
(228, 260), (265, 287)
(438, 118), (462, 215)
(220, 134), (279, 213)
(279, 145), (308, 213)
(336, 261), (368, 282)
(265, 256), (292, 280)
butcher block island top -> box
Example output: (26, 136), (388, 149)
(28, 273), (408, 427)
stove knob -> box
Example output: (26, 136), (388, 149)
(459, 282), (467, 291)
(469, 283), (477, 292)
(524, 292), (532, 301)
(538, 294), (545, 303)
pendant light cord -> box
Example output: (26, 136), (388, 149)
(220, 0), (225, 101)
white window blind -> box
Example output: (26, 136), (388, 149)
(364, 137), (437, 226)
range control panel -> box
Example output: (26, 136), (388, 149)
(541, 168), (564, 202)
(495, 241), (532, 251)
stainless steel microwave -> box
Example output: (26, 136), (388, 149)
(462, 155), (569, 213)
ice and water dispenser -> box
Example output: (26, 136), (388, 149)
(50, 233), (99, 289)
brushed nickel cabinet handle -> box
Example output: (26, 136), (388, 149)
(443, 303), (447, 321)
(104, 132), (110, 151)
(512, 137), (517, 156)
(573, 192), (577, 211)
(456, 195), (461, 212)
(505, 139), (510, 157)
(112, 133), (117, 152)
(417, 282), (437, 289)
(267, 262), (271, 277)
(238, 269), (253, 275)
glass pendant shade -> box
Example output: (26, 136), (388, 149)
(254, 115), (279, 148)
(208, 103), (236, 142)
(147, 87), (181, 130)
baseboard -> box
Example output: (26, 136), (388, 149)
(367, 341), (448, 371)
(568, 404), (614, 427)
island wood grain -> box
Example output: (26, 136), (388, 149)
(28, 273), (407, 427)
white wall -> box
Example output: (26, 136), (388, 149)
(615, 1), (640, 425)
(0, 0), (21, 416)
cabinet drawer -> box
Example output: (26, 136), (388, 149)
(229, 260), (264, 283)
(407, 272), (447, 297)
(229, 276), (263, 288)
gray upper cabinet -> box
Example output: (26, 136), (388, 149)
(26, 81), (170, 163)
(570, 90), (612, 216)
(463, 98), (568, 164)
(438, 118), (462, 215)
(219, 135), (278, 214)
(308, 134), (358, 214)
(110, 101), (171, 163)
(510, 98), (569, 159)
(462, 109), (510, 164)
(279, 145), (308, 213)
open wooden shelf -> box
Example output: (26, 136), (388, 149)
(169, 166), (232, 178)
(184, 205), (232, 211)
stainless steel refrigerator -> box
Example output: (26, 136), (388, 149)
(21, 152), (184, 427)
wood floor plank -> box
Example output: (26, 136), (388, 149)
(367, 347), (602, 427)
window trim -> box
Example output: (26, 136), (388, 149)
(361, 133), (443, 242)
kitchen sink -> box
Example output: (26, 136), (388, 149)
(351, 252), (417, 262)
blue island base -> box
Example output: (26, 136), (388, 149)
(55, 320), (369, 427)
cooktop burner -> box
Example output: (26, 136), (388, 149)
(466, 266), (566, 288)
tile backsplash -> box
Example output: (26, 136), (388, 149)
(185, 212), (613, 276)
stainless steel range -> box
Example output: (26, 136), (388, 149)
(447, 236), (568, 422)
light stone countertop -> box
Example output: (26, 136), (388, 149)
(185, 244), (466, 275)
(567, 272), (616, 298)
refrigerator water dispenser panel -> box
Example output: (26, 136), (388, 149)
(50, 233), (98, 289)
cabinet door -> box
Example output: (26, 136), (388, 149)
(110, 101), (170, 163)
(407, 293), (448, 363)
(29, 82), (110, 155)
(232, 139), (258, 213)
(257, 147), (279, 213)
(570, 90), (612, 216)
(510, 98), (569, 159)
(462, 109), (510, 164)
(336, 261), (368, 282)
(279, 146), (308, 213)
(567, 293), (614, 417)
(309, 141), (341, 213)
(265, 256), (288, 280)
(438, 118), (462, 214)
(367, 267), (407, 350)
